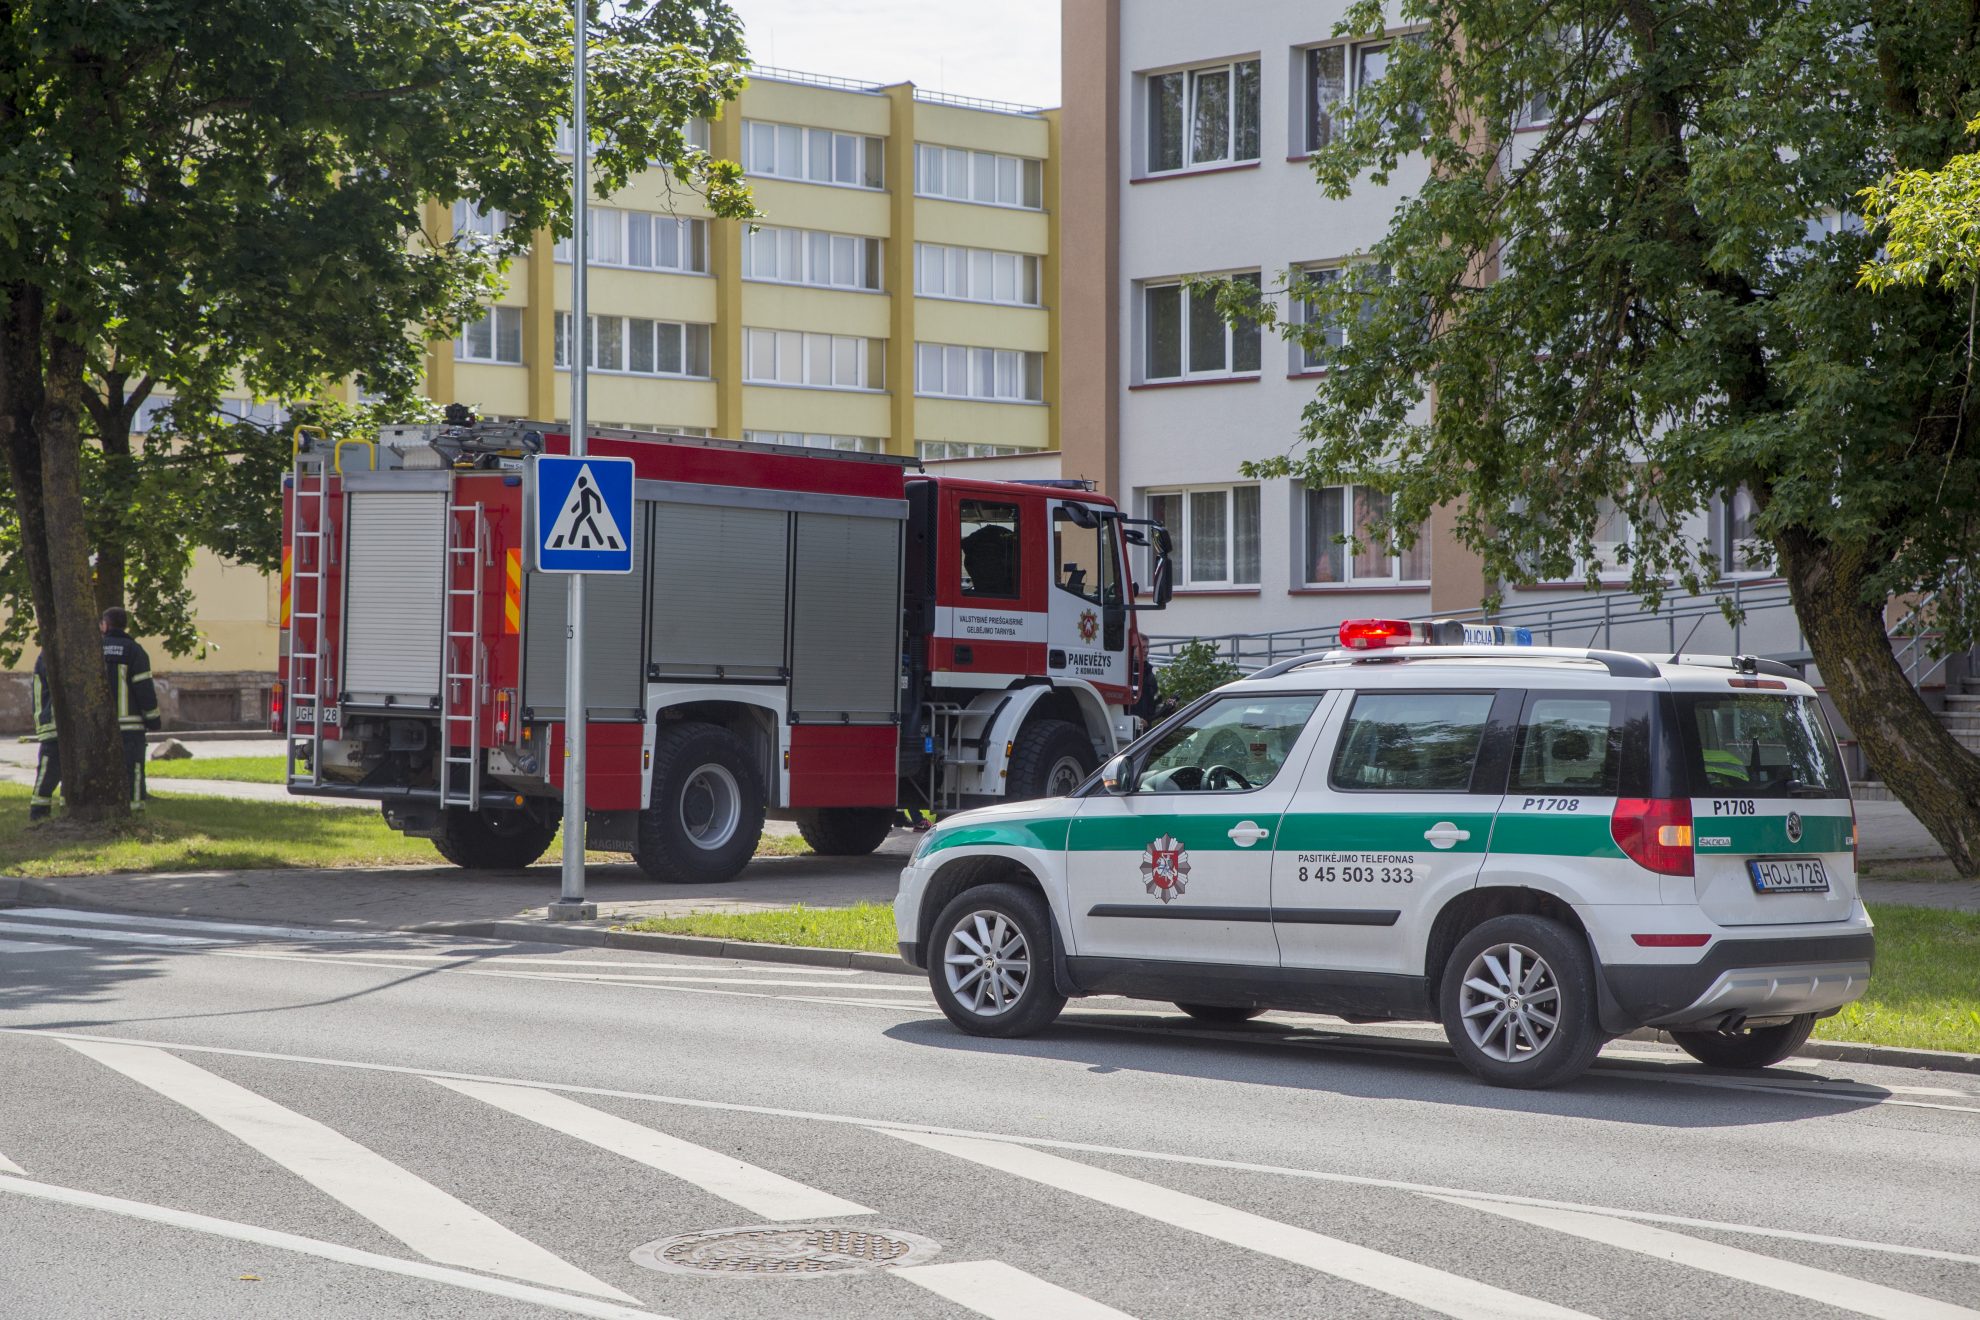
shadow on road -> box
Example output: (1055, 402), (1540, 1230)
(881, 1015), (1886, 1128)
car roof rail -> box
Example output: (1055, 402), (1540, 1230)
(1668, 653), (1802, 679)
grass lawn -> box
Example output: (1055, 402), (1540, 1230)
(621, 901), (895, 952)
(0, 783), (810, 876)
(146, 755), (288, 784)
(621, 898), (1980, 1056)
(1815, 903), (1980, 1055)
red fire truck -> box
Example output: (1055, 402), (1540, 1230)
(278, 415), (1172, 883)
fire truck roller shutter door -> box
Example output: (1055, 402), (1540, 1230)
(647, 501), (789, 680)
(790, 512), (903, 724)
(343, 489), (448, 705)
(522, 504), (650, 719)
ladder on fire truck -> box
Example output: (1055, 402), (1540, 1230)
(284, 435), (331, 789)
(439, 503), (488, 809)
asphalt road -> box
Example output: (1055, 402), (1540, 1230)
(1, 908), (1977, 1320)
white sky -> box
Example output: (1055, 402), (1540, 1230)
(727, 0), (1062, 109)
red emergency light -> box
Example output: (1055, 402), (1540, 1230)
(1337, 619), (1424, 649)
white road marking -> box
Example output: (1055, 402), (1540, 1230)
(0, 1174), (669, 1320)
(2, 908), (376, 942)
(314, 952), (866, 975)
(432, 1079), (872, 1221)
(884, 1131), (1594, 1320)
(20, 1028), (1978, 1270)
(63, 1040), (632, 1301)
(0, 920), (216, 947)
(1439, 1196), (1980, 1320)
(893, 1260), (1139, 1319)
(0, 938), (67, 954)
(487, 973), (930, 992)
(0, 1149), (23, 1174)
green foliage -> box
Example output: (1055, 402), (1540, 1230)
(1860, 118), (1980, 291)
(621, 902), (894, 952)
(0, 0), (757, 654)
(1814, 904), (1980, 1054)
(1157, 639), (1244, 706)
(1233, 0), (1980, 643)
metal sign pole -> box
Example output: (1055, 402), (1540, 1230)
(551, 2), (593, 920)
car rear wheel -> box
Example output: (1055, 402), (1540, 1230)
(794, 807), (896, 856)
(1174, 1003), (1267, 1024)
(634, 722), (766, 884)
(1668, 1014), (1816, 1069)
(429, 805), (556, 871)
(1440, 914), (1606, 1089)
(927, 883), (1066, 1038)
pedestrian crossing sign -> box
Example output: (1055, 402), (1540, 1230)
(533, 454), (636, 574)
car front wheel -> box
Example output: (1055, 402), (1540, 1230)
(927, 883), (1067, 1039)
(1439, 914), (1606, 1089)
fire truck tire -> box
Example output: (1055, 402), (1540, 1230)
(429, 806), (557, 871)
(635, 722), (766, 885)
(1005, 718), (1097, 801)
(794, 807), (896, 856)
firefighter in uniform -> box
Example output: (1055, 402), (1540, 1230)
(28, 651), (59, 820)
(100, 607), (162, 808)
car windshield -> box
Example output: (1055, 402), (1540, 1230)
(1135, 693), (1320, 793)
(1678, 693), (1847, 799)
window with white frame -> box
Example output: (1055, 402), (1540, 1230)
(1147, 486), (1261, 588)
(914, 243), (1041, 306)
(553, 313), (711, 378)
(742, 226), (881, 291)
(917, 441), (1025, 460)
(458, 306), (524, 364)
(744, 429), (885, 454)
(914, 343), (1044, 403)
(1146, 58), (1260, 173)
(1303, 485), (1429, 586)
(743, 328), (884, 390)
(912, 144), (1044, 208)
(742, 120), (884, 188)
(553, 209), (708, 274)
(1719, 487), (1771, 575)
(1143, 274), (1262, 381)
(1294, 263), (1391, 371)
(452, 201), (510, 242)
(1306, 36), (1421, 151)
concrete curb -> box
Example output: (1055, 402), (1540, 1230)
(7, 878), (1978, 1073)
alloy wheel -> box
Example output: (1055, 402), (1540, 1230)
(1457, 941), (1562, 1063)
(942, 909), (1032, 1016)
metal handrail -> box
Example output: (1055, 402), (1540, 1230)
(912, 88), (1048, 116)
(748, 65), (887, 95)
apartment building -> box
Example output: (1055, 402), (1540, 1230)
(430, 68), (1062, 465)
(1060, 0), (1794, 657)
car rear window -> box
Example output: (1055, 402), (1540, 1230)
(1331, 691), (1495, 792)
(1512, 696), (1620, 795)
(1678, 693), (1847, 799)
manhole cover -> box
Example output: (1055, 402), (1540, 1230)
(631, 1225), (940, 1277)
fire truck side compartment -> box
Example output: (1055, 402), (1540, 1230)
(342, 483), (448, 706)
(521, 528), (650, 720)
(645, 501), (789, 680)
(790, 511), (904, 725)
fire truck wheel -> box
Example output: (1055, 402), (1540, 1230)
(429, 806), (557, 871)
(794, 807), (896, 856)
(635, 722), (766, 885)
(1005, 718), (1098, 801)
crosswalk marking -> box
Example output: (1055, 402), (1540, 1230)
(0, 1149), (23, 1174)
(0, 1174), (670, 1320)
(432, 1078), (873, 1220)
(1438, 1196), (1980, 1320)
(885, 1131), (1596, 1320)
(2, 908), (374, 942)
(0, 920), (216, 947)
(0, 938), (66, 954)
(64, 1040), (633, 1301)
(894, 1260), (1140, 1319)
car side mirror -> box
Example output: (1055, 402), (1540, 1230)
(1100, 754), (1134, 795)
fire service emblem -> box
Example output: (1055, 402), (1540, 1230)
(1078, 608), (1100, 644)
(1140, 834), (1191, 903)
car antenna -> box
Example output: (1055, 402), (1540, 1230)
(1667, 613), (1708, 663)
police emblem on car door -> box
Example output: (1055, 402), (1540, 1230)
(1140, 835), (1190, 902)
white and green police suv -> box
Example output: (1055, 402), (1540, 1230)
(894, 619), (1872, 1088)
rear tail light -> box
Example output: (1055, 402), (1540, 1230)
(269, 681), (285, 733)
(1850, 803), (1859, 859)
(1611, 797), (1694, 876)
(1631, 933), (1711, 948)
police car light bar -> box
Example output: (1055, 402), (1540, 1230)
(1337, 618), (1536, 650)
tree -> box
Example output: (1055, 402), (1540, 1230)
(0, 0), (755, 819)
(1241, 0), (1980, 873)
(1156, 639), (1244, 708)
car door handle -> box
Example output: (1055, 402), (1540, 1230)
(1228, 821), (1270, 847)
(1424, 821), (1471, 849)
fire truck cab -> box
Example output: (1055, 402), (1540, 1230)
(278, 417), (1172, 883)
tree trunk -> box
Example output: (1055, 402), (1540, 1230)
(1777, 529), (1980, 875)
(0, 285), (58, 653)
(38, 321), (125, 820)
(83, 373), (144, 616)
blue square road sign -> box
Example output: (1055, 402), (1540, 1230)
(534, 454), (636, 574)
